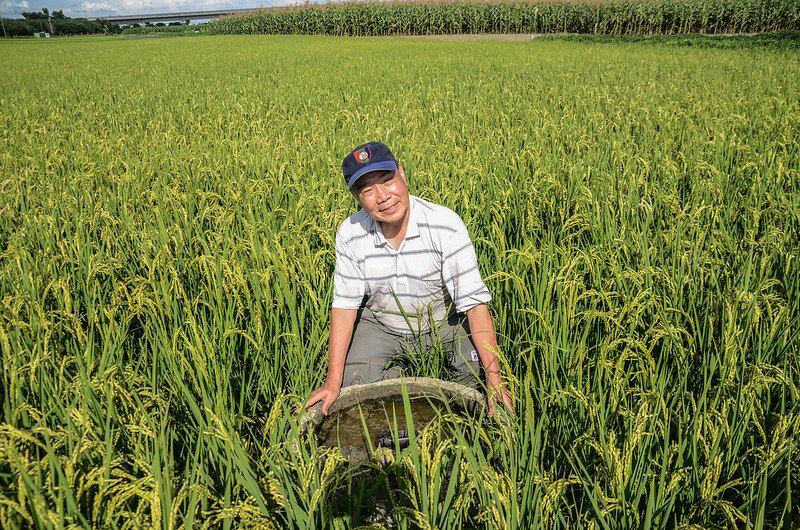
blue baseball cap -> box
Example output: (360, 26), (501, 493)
(342, 142), (397, 188)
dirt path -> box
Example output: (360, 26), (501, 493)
(395, 33), (542, 40)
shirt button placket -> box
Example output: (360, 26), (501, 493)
(394, 251), (399, 291)
(396, 252), (406, 291)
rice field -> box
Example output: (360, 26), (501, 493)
(0, 34), (799, 528)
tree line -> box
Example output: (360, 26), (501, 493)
(1, 7), (119, 37)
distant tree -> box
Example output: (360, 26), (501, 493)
(56, 19), (88, 34)
(2, 8), (120, 37)
(16, 17), (48, 32)
(21, 9), (48, 20)
(55, 18), (116, 35)
(21, 8), (68, 21)
(1, 18), (35, 36)
(101, 21), (120, 33)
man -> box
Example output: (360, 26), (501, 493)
(305, 142), (513, 417)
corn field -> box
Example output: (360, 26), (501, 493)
(1, 34), (799, 528)
(208, 0), (800, 36)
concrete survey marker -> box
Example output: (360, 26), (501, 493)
(301, 377), (485, 464)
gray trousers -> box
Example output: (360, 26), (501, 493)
(342, 309), (483, 389)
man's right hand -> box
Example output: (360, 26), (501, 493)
(305, 307), (356, 416)
(305, 381), (341, 416)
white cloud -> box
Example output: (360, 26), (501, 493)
(65, 0), (230, 17)
(7, 0), (290, 18)
(0, 0), (29, 13)
(112, 0), (247, 14)
(81, 2), (113, 10)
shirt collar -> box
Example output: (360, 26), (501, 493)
(372, 194), (419, 247)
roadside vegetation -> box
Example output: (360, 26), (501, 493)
(0, 6), (198, 38)
(554, 29), (800, 49)
(119, 24), (211, 37)
(0, 8), (119, 37)
(1, 29), (798, 530)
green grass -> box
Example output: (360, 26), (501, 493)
(554, 29), (800, 49)
(0, 34), (798, 528)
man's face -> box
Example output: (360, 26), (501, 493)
(352, 167), (409, 227)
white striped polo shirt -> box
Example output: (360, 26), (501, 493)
(332, 195), (491, 334)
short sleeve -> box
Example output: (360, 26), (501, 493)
(440, 215), (491, 313)
(331, 228), (366, 309)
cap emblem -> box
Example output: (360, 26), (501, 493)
(354, 147), (371, 164)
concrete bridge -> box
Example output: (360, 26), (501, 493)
(91, 8), (259, 26)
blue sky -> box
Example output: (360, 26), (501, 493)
(0, 0), (312, 18)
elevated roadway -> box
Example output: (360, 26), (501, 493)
(90, 8), (259, 25)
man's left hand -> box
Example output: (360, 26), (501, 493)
(486, 379), (514, 420)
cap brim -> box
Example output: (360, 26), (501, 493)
(347, 161), (398, 188)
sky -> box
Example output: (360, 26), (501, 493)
(0, 0), (306, 18)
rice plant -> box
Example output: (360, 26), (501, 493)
(0, 34), (798, 528)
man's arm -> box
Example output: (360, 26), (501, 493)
(466, 303), (514, 417)
(305, 307), (358, 415)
